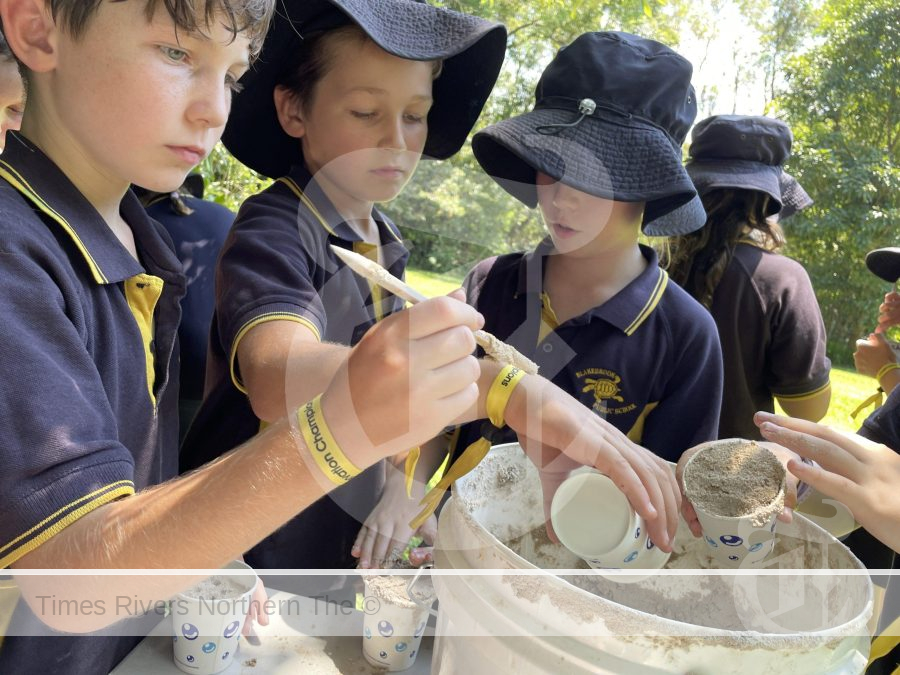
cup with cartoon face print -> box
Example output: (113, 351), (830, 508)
(550, 471), (671, 579)
(171, 560), (259, 675)
(683, 439), (786, 568)
(362, 570), (436, 671)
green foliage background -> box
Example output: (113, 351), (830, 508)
(198, 0), (898, 366)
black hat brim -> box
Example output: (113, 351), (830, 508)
(223, 0), (507, 178)
(777, 171), (813, 220)
(866, 247), (900, 283)
(686, 159), (783, 216)
(471, 108), (697, 233)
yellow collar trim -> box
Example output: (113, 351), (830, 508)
(0, 161), (108, 285)
(624, 268), (668, 336)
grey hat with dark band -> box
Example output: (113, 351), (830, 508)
(471, 31), (701, 236)
(223, 0), (507, 178)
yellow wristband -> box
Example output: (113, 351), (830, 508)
(486, 365), (526, 427)
(875, 362), (900, 384)
(298, 395), (361, 485)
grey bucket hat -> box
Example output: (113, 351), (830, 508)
(776, 172), (813, 221)
(471, 31), (700, 235)
(223, 0), (507, 178)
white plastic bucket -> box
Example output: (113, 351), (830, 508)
(431, 444), (873, 675)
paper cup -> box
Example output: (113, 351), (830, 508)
(550, 472), (670, 574)
(683, 440), (786, 568)
(171, 560), (258, 675)
(362, 573), (435, 672)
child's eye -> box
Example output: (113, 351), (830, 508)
(160, 46), (188, 63)
(350, 110), (376, 119)
(404, 113), (426, 124)
(225, 75), (244, 94)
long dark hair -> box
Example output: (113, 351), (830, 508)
(663, 189), (785, 309)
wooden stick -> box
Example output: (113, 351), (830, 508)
(330, 245), (539, 375)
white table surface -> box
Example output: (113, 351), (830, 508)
(111, 590), (433, 674)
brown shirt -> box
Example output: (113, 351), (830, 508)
(711, 243), (830, 439)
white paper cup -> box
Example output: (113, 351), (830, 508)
(683, 440), (786, 568)
(550, 472), (670, 574)
(171, 560), (258, 675)
(362, 574), (435, 672)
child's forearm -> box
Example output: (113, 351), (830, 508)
(11, 414), (359, 632)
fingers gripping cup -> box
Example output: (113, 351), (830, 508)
(682, 439), (786, 568)
(172, 560), (259, 675)
(362, 568), (436, 672)
(550, 472), (670, 574)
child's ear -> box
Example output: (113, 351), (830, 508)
(273, 86), (307, 139)
(0, 0), (60, 73)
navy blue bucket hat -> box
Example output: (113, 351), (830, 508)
(685, 115), (794, 216)
(471, 31), (700, 235)
(223, 0), (507, 178)
(776, 171), (813, 221)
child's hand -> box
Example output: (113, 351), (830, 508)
(321, 291), (483, 466)
(876, 291), (900, 333)
(853, 333), (897, 378)
(242, 580), (270, 636)
(755, 411), (900, 553)
(510, 380), (680, 552)
(351, 468), (437, 569)
(675, 442), (800, 539)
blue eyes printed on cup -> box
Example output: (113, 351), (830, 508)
(414, 622), (426, 638)
(624, 551), (638, 563)
(202, 642), (216, 654)
(749, 542), (764, 553)
(705, 536), (718, 548)
(186, 655), (195, 663)
(728, 555), (739, 561)
(720, 535), (743, 547)
(378, 620), (394, 637)
(365, 627), (372, 639)
(181, 623), (199, 640)
(396, 642), (407, 652)
(634, 527), (641, 539)
(223, 620), (240, 638)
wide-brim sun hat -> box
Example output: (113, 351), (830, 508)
(865, 247), (900, 284)
(223, 0), (507, 178)
(471, 31), (700, 235)
(683, 115), (794, 217)
(777, 171), (813, 220)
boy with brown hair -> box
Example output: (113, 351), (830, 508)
(0, 1), (486, 672)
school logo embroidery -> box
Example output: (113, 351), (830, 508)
(576, 368), (636, 415)
(582, 373), (624, 403)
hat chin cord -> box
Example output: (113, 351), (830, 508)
(536, 98), (598, 135)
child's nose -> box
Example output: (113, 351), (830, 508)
(552, 183), (580, 210)
(378, 117), (407, 152)
(189, 79), (229, 130)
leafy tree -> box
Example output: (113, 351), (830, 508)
(776, 0), (899, 365)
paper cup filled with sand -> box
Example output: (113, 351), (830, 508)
(550, 471), (671, 574)
(362, 569), (436, 672)
(171, 560), (258, 675)
(683, 439), (786, 568)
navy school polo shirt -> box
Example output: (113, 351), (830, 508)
(454, 241), (723, 463)
(711, 243), (831, 440)
(181, 163), (409, 570)
(0, 133), (185, 673)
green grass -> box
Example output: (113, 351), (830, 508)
(405, 267), (463, 298)
(406, 267), (874, 435)
(787, 366), (875, 434)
